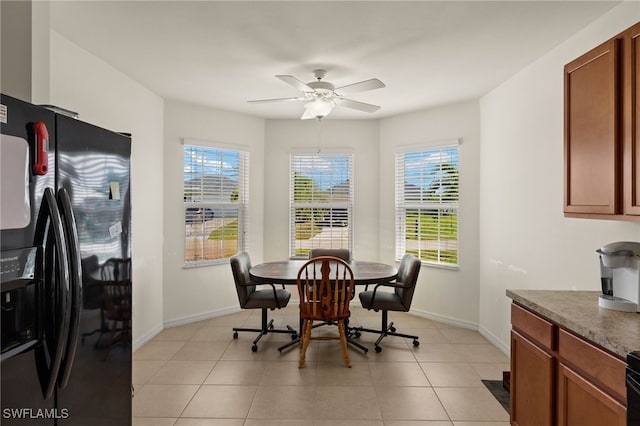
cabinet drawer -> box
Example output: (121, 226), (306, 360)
(558, 329), (627, 403)
(511, 303), (555, 350)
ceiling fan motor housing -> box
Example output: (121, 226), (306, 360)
(307, 81), (335, 92)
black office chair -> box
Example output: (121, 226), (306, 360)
(357, 253), (421, 352)
(230, 252), (297, 352)
(309, 248), (351, 262)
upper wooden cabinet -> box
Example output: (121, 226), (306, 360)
(623, 23), (640, 215)
(564, 38), (620, 215)
(564, 22), (640, 219)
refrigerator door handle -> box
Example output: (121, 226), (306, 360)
(33, 187), (71, 400)
(32, 121), (49, 176)
(56, 188), (82, 389)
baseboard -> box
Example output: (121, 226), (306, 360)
(353, 300), (478, 330)
(361, 304), (510, 357)
(134, 304), (512, 359)
(407, 306), (479, 331)
(478, 325), (510, 357)
(133, 305), (241, 352)
(133, 323), (163, 352)
(163, 306), (241, 329)
(408, 308), (510, 357)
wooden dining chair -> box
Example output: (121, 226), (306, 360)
(307, 248), (352, 330)
(297, 256), (355, 368)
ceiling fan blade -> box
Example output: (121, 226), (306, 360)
(335, 78), (385, 94)
(247, 97), (306, 104)
(276, 75), (313, 92)
(335, 98), (381, 113)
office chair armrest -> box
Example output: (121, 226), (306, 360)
(240, 281), (285, 309)
(380, 280), (412, 289)
(365, 280), (411, 308)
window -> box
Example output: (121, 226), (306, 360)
(290, 151), (353, 258)
(183, 142), (249, 266)
(395, 142), (459, 267)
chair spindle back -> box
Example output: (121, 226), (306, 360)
(298, 256), (354, 321)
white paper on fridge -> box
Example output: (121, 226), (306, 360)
(1, 134), (31, 229)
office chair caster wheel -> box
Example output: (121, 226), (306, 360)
(233, 332), (239, 339)
(375, 345), (382, 353)
(251, 344), (258, 352)
(291, 333), (298, 340)
(413, 340), (420, 347)
(389, 326), (396, 333)
(354, 331), (361, 338)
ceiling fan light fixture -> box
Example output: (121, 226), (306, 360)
(304, 98), (334, 119)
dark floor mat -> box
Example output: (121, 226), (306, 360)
(482, 379), (510, 414)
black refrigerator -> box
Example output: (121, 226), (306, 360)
(0, 94), (132, 425)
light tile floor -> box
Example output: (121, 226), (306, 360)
(133, 305), (510, 426)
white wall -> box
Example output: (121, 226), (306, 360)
(479, 1), (640, 353)
(1, 1), (31, 100)
(30, 1), (50, 104)
(162, 100), (265, 325)
(379, 101), (481, 327)
(50, 31), (165, 346)
(263, 119), (380, 262)
(42, 0), (640, 354)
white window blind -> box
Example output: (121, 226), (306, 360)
(395, 143), (459, 267)
(183, 143), (249, 266)
(290, 152), (353, 258)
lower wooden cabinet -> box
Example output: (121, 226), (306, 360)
(557, 364), (626, 426)
(510, 330), (554, 426)
(510, 303), (626, 426)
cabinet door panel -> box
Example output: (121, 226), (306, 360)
(510, 330), (554, 426)
(557, 364), (626, 426)
(624, 22), (640, 215)
(564, 38), (620, 214)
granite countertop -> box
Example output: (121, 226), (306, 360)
(506, 289), (640, 359)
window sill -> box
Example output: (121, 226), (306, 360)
(183, 259), (228, 268)
(421, 261), (459, 271)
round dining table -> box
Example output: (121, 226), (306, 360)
(249, 259), (398, 286)
(249, 259), (398, 353)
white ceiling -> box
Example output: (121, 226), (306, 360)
(50, 1), (620, 120)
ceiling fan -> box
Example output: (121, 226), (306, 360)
(248, 69), (385, 120)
